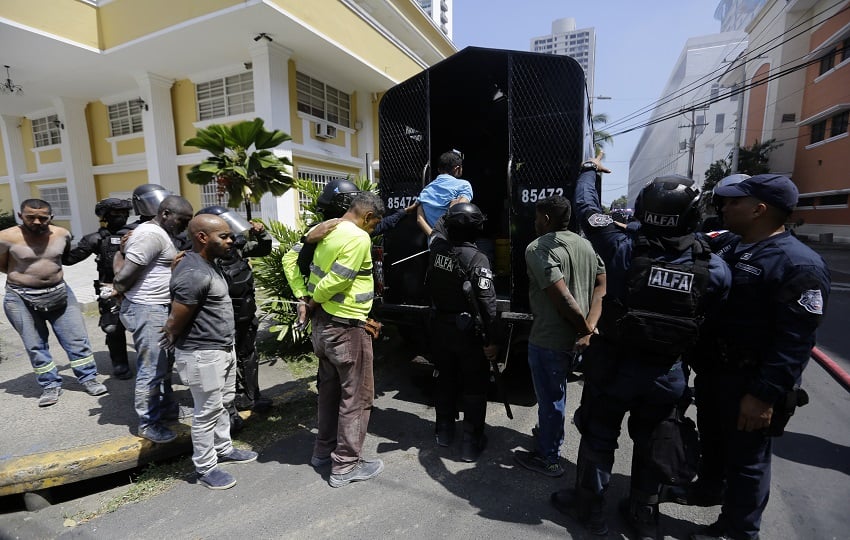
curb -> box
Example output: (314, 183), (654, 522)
(0, 406), (261, 498)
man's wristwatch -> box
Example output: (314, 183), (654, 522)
(580, 160), (598, 172)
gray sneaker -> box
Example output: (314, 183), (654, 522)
(310, 455), (332, 468)
(139, 424), (177, 444)
(328, 458), (384, 488)
(198, 467), (236, 490)
(218, 448), (258, 464)
(82, 380), (108, 396)
(514, 450), (564, 477)
(38, 387), (62, 407)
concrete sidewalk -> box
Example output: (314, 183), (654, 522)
(0, 258), (298, 498)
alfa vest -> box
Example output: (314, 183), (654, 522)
(218, 241), (256, 323)
(95, 227), (129, 283)
(600, 235), (711, 362)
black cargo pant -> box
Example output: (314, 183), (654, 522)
(430, 317), (489, 440)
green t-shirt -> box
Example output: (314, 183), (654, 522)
(525, 230), (605, 351)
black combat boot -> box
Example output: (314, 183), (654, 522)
(620, 489), (660, 540)
(550, 487), (608, 536)
(459, 394), (487, 461)
(435, 418), (455, 447)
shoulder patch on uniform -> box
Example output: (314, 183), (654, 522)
(705, 230), (729, 238)
(587, 213), (613, 227)
(473, 267), (493, 290)
(797, 289), (824, 314)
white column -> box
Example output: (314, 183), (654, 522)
(0, 115), (29, 218)
(136, 73), (180, 194)
(53, 97), (97, 237)
(357, 91), (377, 180)
(250, 40), (295, 225)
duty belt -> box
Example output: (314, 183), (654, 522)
(329, 315), (368, 329)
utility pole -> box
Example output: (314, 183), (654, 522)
(730, 71), (746, 172)
(688, 108), (697, 180)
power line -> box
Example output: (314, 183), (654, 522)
(603, 1), (848, 134)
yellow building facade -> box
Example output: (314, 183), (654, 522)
(0, 0), (455, 236)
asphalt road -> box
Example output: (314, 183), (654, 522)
(1, 332), (848, 539)
(0, 244), (847, 540)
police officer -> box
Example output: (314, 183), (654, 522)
(679, 174), (830, 540)
(63, 198), (135, 379)
(426, 203), (499, 462)
(556, 156), (730, 539)
(129, 184), (171, 227)
(700, 173), (751, 256)
(196, 206), (273, 419)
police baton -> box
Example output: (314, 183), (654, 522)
(462, 281), (513, 419)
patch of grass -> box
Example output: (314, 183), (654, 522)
(71, 458), (193, 523)
(71, 353), (320, 522)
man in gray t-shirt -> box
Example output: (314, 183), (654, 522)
(114, 195), (193, 445)
(163, 214), (257, 490)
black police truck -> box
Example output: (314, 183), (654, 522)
(373, 46), (595, 359)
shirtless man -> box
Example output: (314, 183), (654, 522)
(0, 199), (107, 407)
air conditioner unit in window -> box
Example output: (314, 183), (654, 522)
(315, 122), (337, 140)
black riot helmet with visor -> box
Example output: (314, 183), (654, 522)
(444, 202), (486, 242)
(634, 175), (702, 236)
(317, 179), (360, 219)
(132, 184), (172, 218)
(196, 205), (252, 236)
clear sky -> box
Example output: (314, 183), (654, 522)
(452, 0), (724, 206)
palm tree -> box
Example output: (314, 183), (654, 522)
(592, 113), (613, 155)
(185, 118), (295, 220)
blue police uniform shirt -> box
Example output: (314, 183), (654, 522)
(718, 230), (830, 404)
(573, 170), (731, 308)
(419, 174), (474, 226)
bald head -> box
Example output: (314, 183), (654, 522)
(188, 214), (233, 259)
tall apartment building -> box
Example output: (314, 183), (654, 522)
(416, 0), (453, 39)
(530, 18), (597, 96)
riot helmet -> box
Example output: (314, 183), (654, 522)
(317, 179), (360, 219)
(634, 174), (701, 235)
(196, 205), (252, 235)
(132, 184), (171, 218)
(444, 202), (486, 242)
(712, 173), (751, 214)
(95, 198), (132, 218)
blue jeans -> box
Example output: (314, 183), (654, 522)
(120, 301), (170, 429)
(175, 348), (236, 475)
(528, 342), (574, 463)
(3, 284), (97, 388)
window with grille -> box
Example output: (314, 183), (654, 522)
(296, 72), (351, 128)
(297, 168), (347, 216)
(108, 100), (144, 137)
(196, 71), (254, 121)
(830, 111), (849, 137)
(199, 182), (260, 219)
(819, 52), (835, 75)
(811, 120), (827, 143)
(32, 115), (61, 148)
(38, 185), (71, 218)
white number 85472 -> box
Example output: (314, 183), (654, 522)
(520, 187), (564, 203)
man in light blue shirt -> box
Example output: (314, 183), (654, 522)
(416, 150), (473, 236)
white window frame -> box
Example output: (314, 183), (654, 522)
(196, 71), (254, 121)
(199, 183), (260, 219)
(38, 184), (72, 219)
(32, 114), (62, 148)
(296, 72), (351, 128)
(297, 167), (348, 216)
(108, 100), (144, 137)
